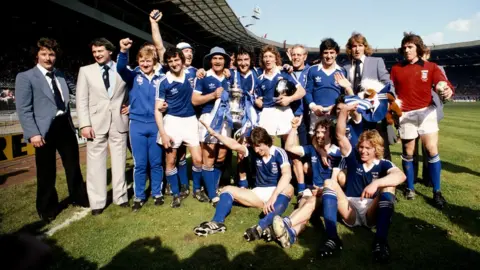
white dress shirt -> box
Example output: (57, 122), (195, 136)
(37, 64), (65, 115)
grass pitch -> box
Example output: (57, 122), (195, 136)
(1, 103), (479, 269)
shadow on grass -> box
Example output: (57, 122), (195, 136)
(294, 211), (480, 269)
(416, 190), (480, 237)
(4, 210), (477, 270)
(0, 219), (98, 270)
(0, 169), (29, 185)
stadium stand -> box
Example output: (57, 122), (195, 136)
(1, 0), (479, 113)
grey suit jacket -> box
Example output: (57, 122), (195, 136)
(15, 66), (74, 141)
(343, 56), (395, 94)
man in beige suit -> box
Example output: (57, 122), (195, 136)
(76, 38), (129, 215)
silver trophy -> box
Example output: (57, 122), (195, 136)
(229, 70), (244, 129)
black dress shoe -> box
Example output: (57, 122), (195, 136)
(119, 202), (130, 208)
(39, 214), (55, 223)
(72, 201), (90, 208)
(91, 209), (104, 216)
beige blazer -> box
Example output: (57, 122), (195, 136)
(76, 62), (129, 134)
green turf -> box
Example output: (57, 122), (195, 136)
(1, 103), (479, 269)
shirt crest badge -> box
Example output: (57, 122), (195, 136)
(136, 76), (144, 85)
(421, 70), (428, 82)
(271, 162), (278, 174)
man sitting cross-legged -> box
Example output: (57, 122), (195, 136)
(273, 116), (343, 248)
(193, 120), (294, 242)
(306, 102), (405, 262)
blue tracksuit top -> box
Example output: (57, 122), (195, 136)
(116, 51), (165, 123)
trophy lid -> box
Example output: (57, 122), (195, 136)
(274, 79), (296, 98)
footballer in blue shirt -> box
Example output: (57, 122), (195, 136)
(305, 38), (354, 134)
(192, 47), (232, 203)
(311, 102), (405, 262)
(193, 121), (294, 242)
(255, 45), (306, 137)
(154, 48), (204, 208)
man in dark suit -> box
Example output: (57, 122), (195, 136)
(342, 32), (393, 160)
(15, 38), (88, 222)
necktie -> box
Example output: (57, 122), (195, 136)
(103, 65), (110, 91)
(46, 72), (66, 111)
(353, 59), (362, 95)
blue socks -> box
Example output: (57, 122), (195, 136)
(212, 192), (234, 223)
(428, 154), (442, 192)
(402, 154), (415, 190)
(322, 187), (338, 239)
(376, 192), (395, 241)
(298, 183), (306, 193)
(192, 165), (202, 191)
(214, 162), (224, 189)
(258, 194), (291, 230)
(202, 165), (217, 199)
(238, 178), (248, 188)
(166, 168), (180, 197)
(178, 158), (188, 187)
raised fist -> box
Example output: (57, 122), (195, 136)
(120, 38), (133, 52)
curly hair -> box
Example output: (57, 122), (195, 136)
(311, 118), (334, 148)
(345, 32), (373, 60)
(234, 46), (256, 69)
(259, 45), (282, 69)
(397, 32), (426, 58)
(33, 37), (62, 60)
(357, 130), (384, 159)
(163, 47), (185, 64)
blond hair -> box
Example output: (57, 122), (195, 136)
(291, 44), (308, 55)
(357, 130), (384, 159)
(136, 46), (157, 63)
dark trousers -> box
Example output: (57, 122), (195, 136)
(35, 114), (87, 218)
(364, 119), (391, 161)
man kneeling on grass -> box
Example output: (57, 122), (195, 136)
(193, 120), (294, 242)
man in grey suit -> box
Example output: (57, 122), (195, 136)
(76, 38), (130, 215)
(342, 32), (393, 160)
(15, 37), (88, 222)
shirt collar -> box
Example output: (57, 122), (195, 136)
(373, 159), (380, 165)
(401, 58), (424, 67)
(98, 61), (114, 70)
(352, 55), (366, 65)
(269, 145), (276, 155)
(317, 63), (343, 72)
(165, 71), (185, 84)
(240, 70), (253, 78)
(134, 64), (164, 77)
(37, 64), (54, 76)
(206, 69), (225, 81)
(261, 66), (282, 80)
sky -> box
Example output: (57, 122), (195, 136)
(226, 0), (480, 49)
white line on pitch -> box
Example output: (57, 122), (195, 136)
(43, 207), (90, 237)
(39, 183), (134, 238)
